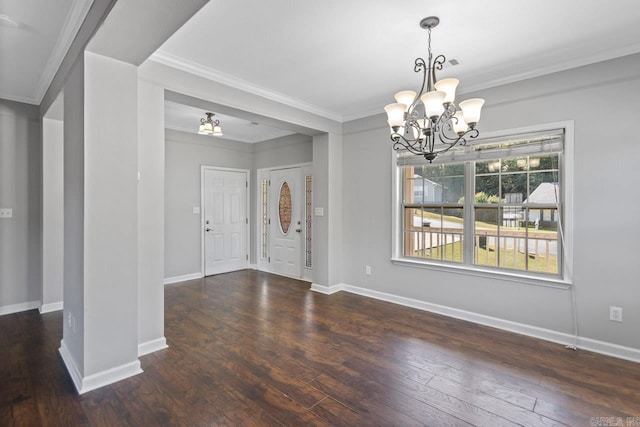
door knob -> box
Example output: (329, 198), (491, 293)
(206, 228), (212, 232)
(295, 228), (302, 233)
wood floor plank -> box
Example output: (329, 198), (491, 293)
(427, 375), (564, 426)
(2, 270), (639, 426)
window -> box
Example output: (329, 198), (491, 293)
(395, 127), (569, 281)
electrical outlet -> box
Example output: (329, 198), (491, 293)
(365, 265), (371, 275)
(610, 306), (623, 322)
(0, 208), (12, 218)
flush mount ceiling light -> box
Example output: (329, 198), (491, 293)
(197, 112), (223, 136)
(385, 16), (485, 163)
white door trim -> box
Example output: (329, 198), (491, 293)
(200, 165), (251, 277)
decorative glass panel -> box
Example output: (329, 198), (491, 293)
(261, 179), (268, 259)
(278, 182), (292, 234)
(305, 175), (312, 268)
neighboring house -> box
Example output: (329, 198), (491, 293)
(413, 174), (443, 203)
(523, 182), (559, 224)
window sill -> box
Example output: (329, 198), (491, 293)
(390, 257), (572, 289)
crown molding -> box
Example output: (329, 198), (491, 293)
(34, 0), (93, 104)
(0, 92), (39, 105)
(459, 43), (640, 96)
(150, 50), (344, 122)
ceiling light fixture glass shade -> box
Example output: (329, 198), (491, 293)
(385, 16), (485, 162)
(198, 112), (223, 136)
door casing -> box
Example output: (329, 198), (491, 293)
(200, 166), (250, 277)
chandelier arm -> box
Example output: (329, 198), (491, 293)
(409, 58), (428, 112)
(438, 131), (462, 145)
(391, 134), (426, 155)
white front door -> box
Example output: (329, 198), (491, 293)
(203, 168), (248, 276)
(269, 168), (302, 278)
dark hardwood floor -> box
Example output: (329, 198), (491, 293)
(2, 270), (639, 426)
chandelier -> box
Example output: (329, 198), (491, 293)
(385, 16), (485, 162)
(198, 112), (223, 136)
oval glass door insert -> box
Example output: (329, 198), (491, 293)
(278, 182), (292, 234)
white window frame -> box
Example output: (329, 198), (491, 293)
(391, 121), (574, 288)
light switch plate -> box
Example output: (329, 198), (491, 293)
(314, 207), (324, 216)
(192, 207), (200, 214)
(0, 208), (12, 218)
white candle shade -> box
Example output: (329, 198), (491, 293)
(434, 78), (459, 104)
(420, 90), (446, 118)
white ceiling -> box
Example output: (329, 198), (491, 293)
(0, 0), (93, 104)
(3, 0), (640, 136)
(153, 0), (640, 121)
(164, 100), (294, 143)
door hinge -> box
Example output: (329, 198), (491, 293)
(268, 179), (271, 186)
(246, 181), (248, 188)
(268, 257), (270, 263)
(268, 218), (271, 225)
(246, 218), (248, 224)
(246, 254), (248, 261)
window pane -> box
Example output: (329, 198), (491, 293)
(405, 178), (422, 204)
(425, 177), (443, 203)
(444, 176), (464, 203)
(501, 173), (527, 201)
(474, 207), (498, 267)
(476, 159), (500, 174)
(421, 207), (464, 262)
(444, 163), (464, 175)
(528, 172), (559, 202)
(529, 154), (558, 171)
(475, 174), (500, 202)
(423, 164), (444, 179)
(527, 208), (559, 274)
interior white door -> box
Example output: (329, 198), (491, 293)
(269, 168), (302, 278)
(203, 169), (247, 276)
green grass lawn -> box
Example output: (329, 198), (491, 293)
(413, 240), (558, 274)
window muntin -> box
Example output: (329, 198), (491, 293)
(398, 131), (564, 278)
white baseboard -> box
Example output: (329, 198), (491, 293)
(334, 283), (640, 364)
(0, 300), (41, 316)
(310, 283), (344, 295)
(59, 339), (143, 394)
(138, 337), (168, 357)
(59, 340), (83, 392)
(164, 272), (203, 285)
(39, 301), (63, 314)
(248, 264), (258, 270)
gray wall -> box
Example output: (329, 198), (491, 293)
(341, 53), (640, 350)
(83, 51), (139, 375)
(137, 78), (166, 351)
(63, 58), (85, 366)
(0, 99), (42, 311)
(164, 129), (312, 279)
(42, 117), (64, 307)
